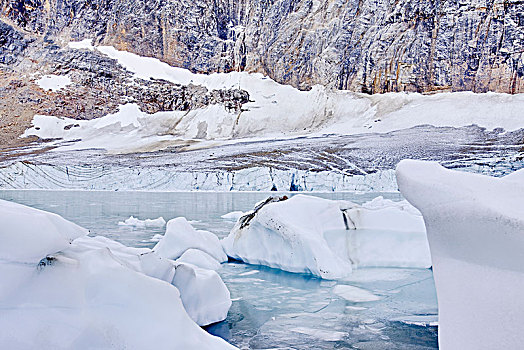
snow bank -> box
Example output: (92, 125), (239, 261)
(396, 160), (524, 350)
(36, 74), (72, 92)
(118, 215), (166, 228)
(24, 44), (524, 154)
(153, 217), (227, 262)
(221, 194), (430, 279)
(0, 200), (236, 348)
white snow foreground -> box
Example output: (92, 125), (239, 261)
(23, 44), (524, 154)
(0, 199), (236, 349)
(221, 194), (430, 279)
(396, 160), (524, 350)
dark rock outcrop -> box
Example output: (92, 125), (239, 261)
(1, 0), (523, 93)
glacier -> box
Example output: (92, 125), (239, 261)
(20, 44), (524, 155)
(396, 160), (524, 350)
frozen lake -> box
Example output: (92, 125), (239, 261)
(0, 190), (438, 349)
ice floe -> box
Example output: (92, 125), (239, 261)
(332, 285), (382, 303)
(153, 217), (228, 262)
(0, 199), (236, 348)
(396, 159), (524, 349)
(118, 215), (166, 228)
(172, 262), (232, 326)
(222, 194), (431, 279)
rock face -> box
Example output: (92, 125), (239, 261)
(1, 0), (523, 94)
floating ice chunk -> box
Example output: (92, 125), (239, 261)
(73, 236), (230, 326)
(222, 194), (430, 279)
(118, 215), (166, 228)
(172, 262), (232, 326)
(222, 195), (353, 279)
(290, 327), (348, 341)
(154, 217), (227, 262)
(221, 211), (246, 220)
(396, 159), (524, 350)
(344, 196), (425, 232)
(149, 233), (164, 242)
(0, 201), (236, 349)
(0, 199), (87, 264)
(36, 74), (72, 92)
(176, 249), (222, 270)
(332, 285), (381, 303)
(392, 315), (438, 327)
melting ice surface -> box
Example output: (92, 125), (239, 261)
(0, 190), (438, 349)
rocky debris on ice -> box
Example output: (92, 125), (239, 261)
(153, 217), (228, 263)
(221, 194), (430, 279)
(118, 215), (166, 228)
(0, 199), (236, 348)
(396, 160), (524, 350)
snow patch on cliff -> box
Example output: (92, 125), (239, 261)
(36, 74), (72, 92)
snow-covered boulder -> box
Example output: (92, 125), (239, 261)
(396, 159), (524, 350)
(118, 215), (166, 228)
(222, 194), (430, 279)
(173, 262), (232, 326)
(0, 200), (236, 349)
(153, 217), (227, 262)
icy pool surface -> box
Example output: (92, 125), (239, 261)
(0, 190), (438, 349)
